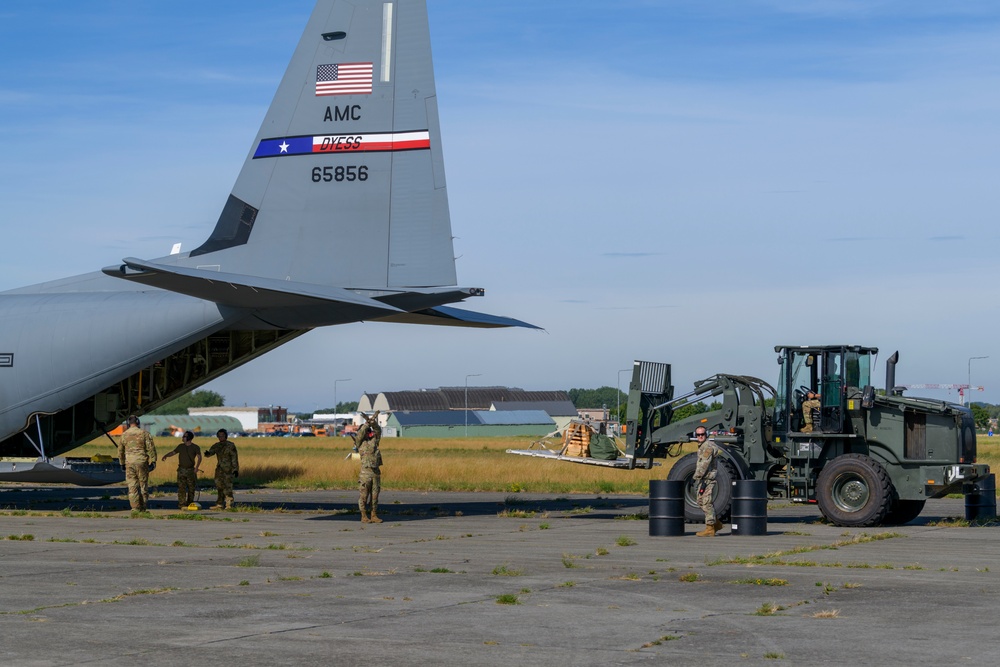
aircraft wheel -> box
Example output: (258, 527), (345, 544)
(666, 452), (738, 523)
(816, 454), (893, 527)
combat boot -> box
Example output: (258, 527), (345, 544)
(360, 511), (370, 523)
(713, 520), (725, 533)
(369, 512), (383, 524)
(696, 524), (716, 537)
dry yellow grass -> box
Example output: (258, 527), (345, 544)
(975, 435), (1000, 471)
(64, 432), (1000, 495)
(68, 435), (682, 494)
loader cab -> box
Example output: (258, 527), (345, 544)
(773, 345), (875, 434)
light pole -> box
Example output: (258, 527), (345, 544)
(617, 368), (630, 430)
(465, 373), (481, 437)
(333, 378), (351, 436)
(968, 357), (988, 406)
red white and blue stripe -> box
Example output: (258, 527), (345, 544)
(253, 131), (431, 159)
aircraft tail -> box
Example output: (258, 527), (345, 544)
(189, 0), (456, 290)
(103, 0), (537, 330)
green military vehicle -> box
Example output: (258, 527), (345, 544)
(619, 345), (989, 526)
(509, 345), (990, 526)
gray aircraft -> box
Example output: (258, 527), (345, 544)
(0, 0), (535, 484)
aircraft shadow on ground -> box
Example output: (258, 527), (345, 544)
(0, 488), (649, 522)
(0, 489), (983, 528)
(305, 496), (652, 523)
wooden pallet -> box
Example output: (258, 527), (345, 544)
(560, 422), (592, 457)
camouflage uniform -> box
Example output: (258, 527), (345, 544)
(357, 420), (383, 522)
(118, 425), (157, 511)
(693, 437), (719, 528)
(166, 441), (201, 507)
(205, 437), (239, 509)
(801, 395), (821, 433)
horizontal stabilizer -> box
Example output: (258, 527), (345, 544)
(378, 305), (542, 329)
(102, 258), (403, 315)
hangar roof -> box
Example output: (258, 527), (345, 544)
(490, 400), (578, 417)
(370, 387), (571, 412)
(390, 410), (554, 427)
(477, 410), (554, 425)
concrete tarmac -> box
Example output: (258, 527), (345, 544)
(0, 486), (998, 666)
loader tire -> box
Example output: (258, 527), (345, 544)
(666, 452), (738, 523)
(883, 499), (926, 526)
(816, 454), (893, 527)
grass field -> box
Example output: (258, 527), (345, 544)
(65, 434), (1000, 496)
(68, 435), (671, 495)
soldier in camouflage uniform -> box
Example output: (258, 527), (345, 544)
(693, 427), (724, 537)
(801, 392), (821, 433)
(204, 429), (239, 510)
(118, 416), (158, 512)
(355, 411), (383, 523)
(161, 430), (202, 509)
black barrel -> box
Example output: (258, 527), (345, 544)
(649, 480), (685, 536)
(965, 474), (997, 521)
(731, 479), (768, 536)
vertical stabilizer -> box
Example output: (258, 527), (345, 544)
(190, 0), (456, 290)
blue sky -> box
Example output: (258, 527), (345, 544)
(2, 1), (999, 410)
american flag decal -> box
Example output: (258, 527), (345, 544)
(316, 62), (373, 96)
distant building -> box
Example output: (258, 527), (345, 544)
(386, 410), (555, 438)
(139, 415), (244, 438)
(490, 400), (578, 432)
(188, 406), (287, 432)
(358, 387), (571, 413)
(309, 413), (358, 437)
(577, 408), (610, 422)
(310, 413), (356, 422)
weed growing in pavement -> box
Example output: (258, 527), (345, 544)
(727, 578), (788, 586)
(640, 635), (680, 648)
(754, 602), (785, 616)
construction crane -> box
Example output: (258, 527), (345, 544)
(903, 384), (985, 405)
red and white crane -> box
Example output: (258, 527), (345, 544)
(902, 384), (985, 405)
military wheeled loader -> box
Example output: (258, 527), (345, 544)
(510, 345), (990, 527)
